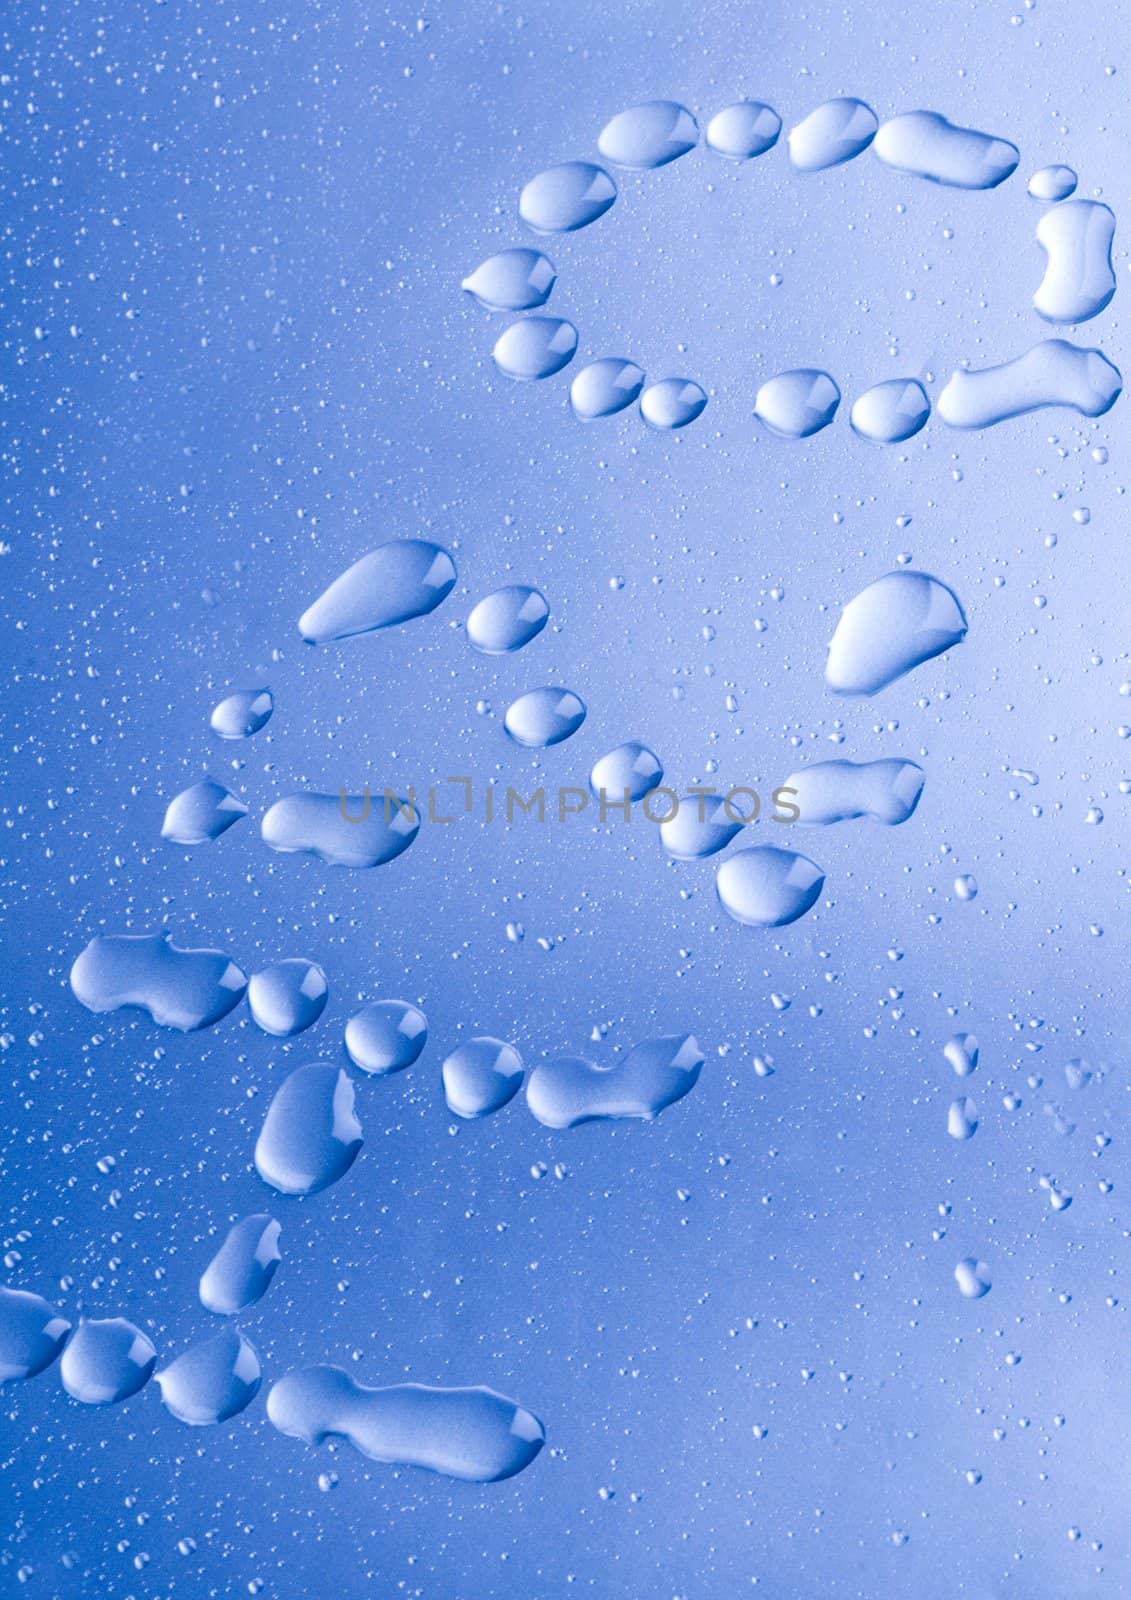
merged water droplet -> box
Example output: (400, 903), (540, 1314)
(825, 571), (968, 696)
(210, 688), (274, 741)
(504, 687), (587, 748)
(1033, 200), (1116, 324)
(872, 111), (1019, 189)
(849, 378), (931, 443)
(1028, 164), (1077, 202)
(597, 100), (698, 169)
(660, 793), (744, 860)
(267, 1367), (545, 1482)
(947, 1095), (978, 1142)
(461, 247), (557, 311)
(59, 1316), (156, 1405)
(639, 378), (708, 430)
(715, 846), (825, 928)
(247, 958), (328, 1037)
(466, 585), (550, 655)
(261, 791), (420, 869)
(518, 161), (617, 233)
(944, 1032), (979, 1077)
(298, 539), (457, 645)
(570, 358), (646, 421)
(199, 1214), (282, 1316)
(254, 1064), (363, 1196)
(161, 777), (248, 846)
(526, 1035), (704, 1129)
(70, 933), (248, 1032)
(784, 758), (925, 825)
(0, 1287), (71, 1384)
(937, 339), (1122, 428)
(493, 316), (578, 381)
(344, 999), (428, 1076)
(442, 1038), (525, 1119)
(754, 369), (841, 438)
(788, 97), (877, 172)
(705, 101), (781, 161)
(954, 1258), (991, 1299)
(589, 741), (664, 802)
(156, 1326), (262, 1425)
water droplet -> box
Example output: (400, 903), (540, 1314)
(526, 1035), (704, 1129)
(948, 1096), (979, 1141)
(156, 1326), (262, 1425)
(466, 585), (550, 655)
(597, 100), (698, 169)
(59, 1317), (156, 1405)
(705, 101), (781, 160)
(344, 1000), (428, 1076)
(298, 539), (457, 644)
(504, 687), (587, 748)
(715, 845), (826, 928)
(70, 933), (248, 1032)
(247, 959), (328, 1037)
(493, 315), (578, 381)
(788, 98), (877, 172)
(589, 742), (664, 802)
(461, 247), (557, 311)
(938, 340), (1122, 428)
(784, 758), (925, 825)
(1033, 200), (1116, 324)
(0, 1287), (71, 1384)
(1028, 164), (1077, 202)
(944, 1033), (979, 1076)
(519, 161), (617, 233)
(161, 777), (248, 845)
(210, 688), (274, 741)
(570, 358), (646, 421)
(199, 1215), (282, 1316)
(254, 1064), (363, 1196)
(639, 377), (708, 430)
(955, 1257), (991, 1298)
(825, 571), (967, 696)
(849, 378), (931, 443)
(873, 111), (1019, 189)
(267, 1368), (545, 1482)
(660, 793), (744, 859)
(442, 1038), (525, 1119)
(954, 873), (979, 901)
(261, 791), (420, 869)
(754, 369), (841, 438)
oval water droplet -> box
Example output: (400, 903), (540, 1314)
(660, 793), (744, 860)
(597, 100), (698, 169)
(0, 1287), (71, 1384)
(570, 358), (646, 421)
(59, 1316), (156, 1405)
(937, 339), (1122, 428)
(954, 873), (978, 901)
(788, 98), (877, 172)
(461, 247), (557, 311)
(210, 688), (274, 741)
(261, 791), (420, 869)
(1028, 164), (1077, 202)
(589, 741), (664, 802)
(504, 687), (587, 748)
(1033, 200), (1116, 324)
(70, 933), (248, 1032)
(298, 539), (456, 645)
(784, 758), (925, 825)
(156, 1326), (262, 1425)
(705, 101), (781, 160)
(873, 111), (1018, 189)
(199, 1214), (282, 1316)
(947, 1096), (979, 1141)
(519, 161), (617, 233)
(247, 959), (328, 1037)
(849, 378), (931, 443)
(466, 585), (550, 655)
(254, 1064), (363, 1196)
(944, 1033), (979, 1076)
(825, 571), (967, 696)
(716, 846), (825, 928)
(639, 378), (708, 430)
(161, 777), (248, 846)
(493, 316), (578, 381)
(442, 1038), (525, 1119)
(344, 1000), (428, 1076)
(526, 1035), (704, 1129)
(954, 1258), (991, 1299)
(754, 369), (841, 438)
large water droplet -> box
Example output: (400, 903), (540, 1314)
(466, 585), (550, 655)
(156, 1326), (262, 1425)
(954, 1258), (991, 1299)
(493, 316), (578, 381)
(247, 958), (328, 1037)
(199, 1215), (282, 1316)
(825, 571), (967, 696)
(442, 1038), (525, 1119)
(254, 1064), (363, 1196)
(344, 999), (428, 1076)
(461, 247), (557, 311)
(70, 933), (248, 1032)
(261, 791), (420, 869)
(298, 539), (456, 645)
(504, 687), (587, 748)
(0, 1287), (71, 1384)
(784, 758), (925, 825)
(161, 777), (248, 846)
(754, 369), (841, 438)
(210, 688), (274, 741)
(705, 101), (781, 160)
(944, 1032), (979, 1076)
(947, 1096), (979, 1141)
(1033, 200), (1116, 324)
(589, 741), (664, 802)
(938, 339), (1122, 428)
(639, 378), (708, 430)
(526, 1035), (704, 1129)
(597, 100), (698, 169)
(715, 846), (825, 928)
(267, 1367), (545, 1482)
(660, 793), (744, 860)
(788, 98), (877, 172)
(873, 111), (1018, 189)
(59, 1316), (156, 1405)
(849, 378), (931, 443)
(1028, 164), (1077, 202)
(570, 358), (646, 421)
(519, 161), (617, 233)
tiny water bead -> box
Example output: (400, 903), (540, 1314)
(944, 1033), (980, 1076)
(298, 539), (456, 645)
(59, 1317), (156, 1406)
(504, 687), (587, 748)
(1028, 164), (1077, 202)
(247, 959), (328, 1037)
(872, 111), (1019, 189)
(493, 316), (578, 381)
(461, 247), (557, 311)
(210, 688), (273, 741)
(1033, 200), (1116, 324)
(70, 933), (248, 1032)
(344, 999), (428, 1076)
(525, 1035), (704, 1129)
(783, 758), (925, 825)
(261, 791), (420, 869)
(824, 571), (967, 696)
(954, 1258), (992, 1299)
(597, 100), (699, 170)
(161, 777), (248, 846)
(754, 369), (840, 438)
(156, 1327), (262, 1426)
(519, 161), (617, 233)
(254, 1064), (364, 1196)
(947, 1096), (979, 1141)
(0, 1287), (71, 1384)
(954, 873), (979, 901)
(714, 845), (825, 928)
(441, 1038), (525, 1119)
(639, 377), (708, 430)
(199, 1215), (282, 1316)
(660, 793), (744, 860)
(705, 100), (781, 160)
(849, 378), (931, 443)
(570, 358), (646, 421)
(937, 339), (1122, 428)
(465, 585), (549, 655)
(589, 741), (664, 802)
(788, 97), (877, 172)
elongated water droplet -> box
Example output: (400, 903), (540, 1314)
(825, 571), (967, 696)
(597, 100), (698, 169)
(660, 793), (744, 860)
(784, 758), (925, 825)
(754, 369), (840, 437)
(0, 1287), (70, 1384)
(493, 316), (578, 381)
(948, 1096), (979, 1141)
(850, 378), (931, 443)
(639, 377), (708, 430)
(1033, 200), (1116, 324)
(156, 1326), (262, 1425)
(298, 539), (456, 644)
(504, 687), (586, 748)
(466, 586), (550, 655)
(210, 688), (274, 741)
(461, 247), (557, 311)
(247, 959), (328, 1037)
(344, 1000), (428, 1076)
(442, 1038), (525, 1119)
(705, 101), (781, 160)
(268, 1368), (545, 1482)
(937, 340), (1122, 428)
(526, 1035), (704, 1129)
(1028, 164), (1077, 202)
(254, 1064), (363, 1196)
(788, 98), (877, 172)
(60, 1316), (156, 1405)
(590, 742), (663, 802)
(944, 1032), (979, 1076)
(70, 933), (248, 1032)
(570, 358), (646, 421)
(955, 1258), (991, 1299)
(873, 111), (1018, 189)
(199, 1215), (282, 1316)
(715, 845), (825, 928)
(261, 791), (419, 869)
(519, 161), (617, 233)
(161, 777), (248, 846)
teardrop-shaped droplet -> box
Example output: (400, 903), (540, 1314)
(526, 1035), (704, 1129)
(466, 586), (550, 655)
(570, 358), (646, 421)
(705, 101), (781, 160)
(850, 378), (931, 443)
(461, 247), (557, 311)
(788, 97), (877, 172)
(210, 688), (274, 741)
(944, 1032), (979, 1076)
(783, 758), (925, 825)
(947, 1096), (979, 1141)
(298, 539), (456, 644)
(161, 777), (248, 846)
(261, 791), (419, 869)
(825, 571), (967, 696)
(589, 742), (664, 802)
(954, 1258), (991, 1299)
(597, 100), (698, 169)
(660, 793), (744, 860)
(873, 111), (1018, 190)
(503, 687), (587, 748)
(199, 1214), (282, 1316)
(0, 1287), (71, 1384)
(247, 959), (328, 1037)
(1028, 164), (1077, 202)
(715, 845), (825, 928)
(60, 1316), (156, 1405)
(344, 999), (428, 1076)
(156, 1326), (262, 1425)
(70, 933), (247, 1032)
(755, 369), (841, 437)
(639, 378), (708, 430)
(254, 1063), (363, 1196)
(442, 1038), (525, 1119)
(518, 161), (617, 233)
(493, 316), (578, 381)
(1033, 200), (1116, 324)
